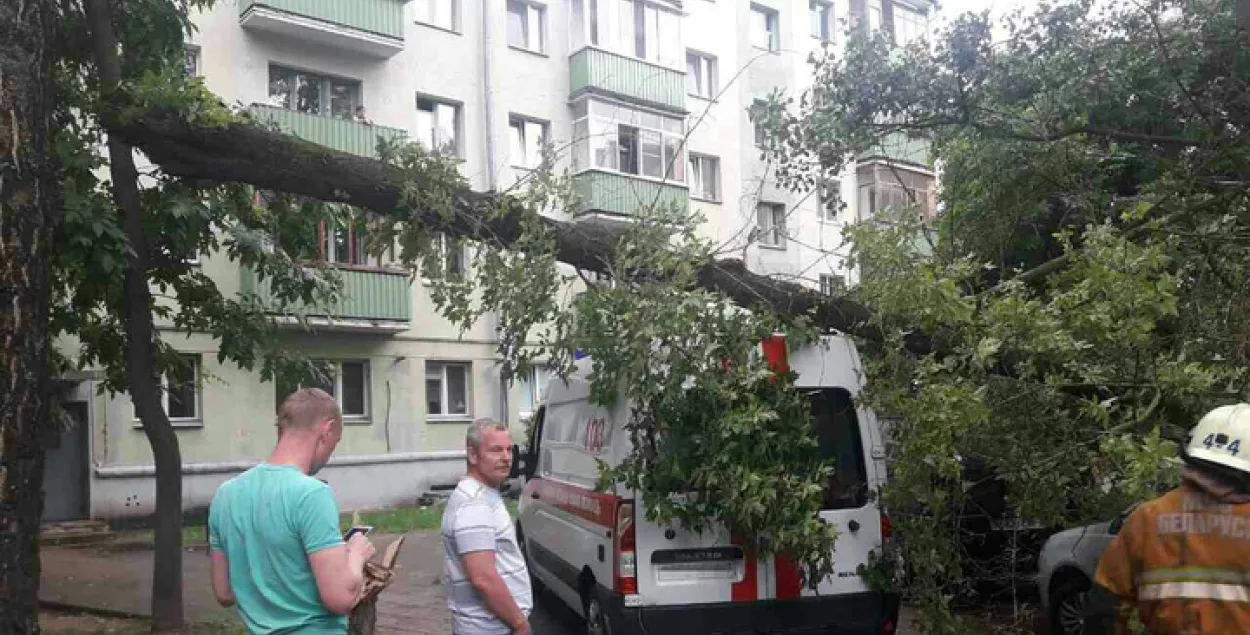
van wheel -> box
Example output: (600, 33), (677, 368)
(584, 593), (612, 635)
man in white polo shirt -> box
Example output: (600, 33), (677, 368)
(442, 418), (532, 635)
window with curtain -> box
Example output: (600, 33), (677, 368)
(268, 66), (361, 119)
(756, 202), (787, 248)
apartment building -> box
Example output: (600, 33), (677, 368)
(43, 0), (936, 522)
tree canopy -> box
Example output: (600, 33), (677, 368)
(756, 0), (1250, 629)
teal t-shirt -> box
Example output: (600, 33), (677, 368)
(208, 463), (346, 634)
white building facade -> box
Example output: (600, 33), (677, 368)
(43, 0), (936, 522)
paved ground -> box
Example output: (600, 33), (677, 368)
(41, 532), (921, 634)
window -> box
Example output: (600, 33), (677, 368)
(185, 46), (200, 77)
(441, 234), (466, 279)
(507, 0), (546, 53)
(518, 365), (552, 418)
(570, 99), (685, 182)
(165, 355), (200, 421)
(686, 51), (717, 99)
(416, 97), (460, 157)
(818, 180), (841, 221)
(133, 355), (200, 426)
(319, 218), (386, 266)
(857, 164), (937, 220)
(427, 362), (470, 418)
(819, 273), (844, 296)
(756, 202), (787, 248)
(268, 66), (361, 120)
(891, 2), (927, 48)
(688, 154), (720, 202)
(868, 0), (883, 32)
(275, 360), (371, 420)
(509, 115), (548, 170)
(415, 0), (458, 31)
(421, 232), (466, 280)
(750, 4), (780, 51)
(810, 0), (832, 40)
(571, 0), (682, 68)
(752, 99), (768, 147)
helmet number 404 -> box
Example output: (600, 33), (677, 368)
(1203, 433), (1242, 456)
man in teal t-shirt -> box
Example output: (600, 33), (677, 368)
(208, 388), (376, 634)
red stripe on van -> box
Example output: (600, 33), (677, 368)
(775, 554), (802, 599)
(525, 478), (619, 529)
(730, 535), (758, 601)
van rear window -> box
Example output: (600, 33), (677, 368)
(807, 388), (869, 510)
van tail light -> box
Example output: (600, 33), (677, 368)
(880, 512), (892, 540)
(761, 334), (789, 373)
(614, 501), (637, 595)
(881, 617), (897, 635)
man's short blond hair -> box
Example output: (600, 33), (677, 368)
(277, 388), (341, 433)
(466, 418), (510, 452)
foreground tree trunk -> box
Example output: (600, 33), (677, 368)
(0, 0), (62, 632)
(86, 0), (185, 629)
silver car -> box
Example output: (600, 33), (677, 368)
(1036, 506), (1136, 635)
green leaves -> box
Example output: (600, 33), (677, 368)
(757, 0), (1250, 626)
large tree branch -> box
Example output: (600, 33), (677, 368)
(112, 110), (911, 349)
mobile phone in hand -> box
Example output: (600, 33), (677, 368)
(343, 525), (373, 541)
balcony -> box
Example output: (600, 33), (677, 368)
(241, 266), (411, 332)
(239, 0), (406, 58)
(571, 171), (689, 218)
(248, 105), (407, 158)
(569, 48), (686, 113)
(858, 131), (934, 169)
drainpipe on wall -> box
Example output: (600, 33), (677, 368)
(481, 0), (498, 192)
(482, 0), (508, 426)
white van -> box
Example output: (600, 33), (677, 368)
(512, 334), (900, 635)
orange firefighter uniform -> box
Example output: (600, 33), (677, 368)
(1094, 468), (1250, 634)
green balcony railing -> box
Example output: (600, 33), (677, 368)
(241, 266), (411, 323)
(859, 131), (933, 168)
(249, 105), (407, 158)
(238, 0), (405, 39)
(569, 48), (686, 113)
(571, 171), (689, 218)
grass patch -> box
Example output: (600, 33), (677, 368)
(116, 500), (520, 545)
(343, 499), (518, 534)
(40, 610), (242, 635)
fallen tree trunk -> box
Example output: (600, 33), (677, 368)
(111, 111), (901, 348)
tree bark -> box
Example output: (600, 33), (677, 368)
(86, 0), (185, 630)
(0, 0), (61, 632)
(109, 112), (895, 348)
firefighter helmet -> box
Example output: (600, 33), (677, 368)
(1185, 403), (1250, 475)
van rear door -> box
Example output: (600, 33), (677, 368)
(804, 387), (880, 596)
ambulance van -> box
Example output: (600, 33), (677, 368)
(512, 334), (900, 635)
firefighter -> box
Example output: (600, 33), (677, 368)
(1091, 403), (1250, 634)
